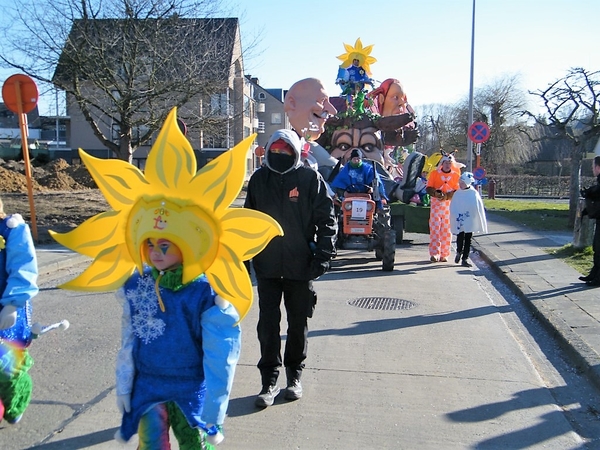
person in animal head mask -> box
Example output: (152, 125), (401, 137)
(244, 129), (337, 408)
(425, 151), (462, 263)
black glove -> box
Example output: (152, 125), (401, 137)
(310, 259), (330, 280)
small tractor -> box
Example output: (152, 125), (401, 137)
(335, 168), (396, 271)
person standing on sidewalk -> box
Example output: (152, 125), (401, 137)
(0, 198), (38, 425)
(580, 155), (600, 286)
(449, 172), (488, 267)
(425, 152), (462, 262)
(244, 129), (337, 408)
(50, 108), (283, 448)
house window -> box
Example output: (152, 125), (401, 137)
(271, 113), (282, 125)
(210, 93), (229, 116)
(258, 121), (265, 133)
(258, 92), (266, 100)
(244, 95), (251, 118)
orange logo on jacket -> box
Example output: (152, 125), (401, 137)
(289, 187), (299, 202)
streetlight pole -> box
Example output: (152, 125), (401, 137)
(467, 0), (476, 172)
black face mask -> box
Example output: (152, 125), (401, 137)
(268, 153), (295, 173)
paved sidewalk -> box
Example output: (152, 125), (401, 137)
(34, 213), (600, 393)
(474, 214), (600, 391)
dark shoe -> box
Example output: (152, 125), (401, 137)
(461, 260), (472, 268)
(255, 385), (280, 408)
(7, 414), (23, 424)
(579, 275), (594, 282)
(454, 253), (461, 264)
(440, 257), (448, 262)
(284, 379), (303, 401)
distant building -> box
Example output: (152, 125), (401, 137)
(52, 17), (259, 172)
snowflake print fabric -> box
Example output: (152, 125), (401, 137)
(127, 275), (166, 344)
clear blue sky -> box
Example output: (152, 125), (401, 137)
(236, 0), (599, 111)
(1, 0), (598, 115)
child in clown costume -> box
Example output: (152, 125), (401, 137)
(50, 108), (283, 449)
(0, 202), (38, 425)
(425, 152), (463, 262)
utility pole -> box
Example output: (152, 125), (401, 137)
(467, 0), (476, 172)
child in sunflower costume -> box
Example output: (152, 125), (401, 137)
(0, 202), (38, 425)
(50, 108), (283, 449)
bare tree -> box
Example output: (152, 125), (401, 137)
(0, 0), (243, 162)
(417, 75), (537, 172)
(414, 103), (462, 155)
(527, 68), (600, 226)
(454, 75), (536, 174)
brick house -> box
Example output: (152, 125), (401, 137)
(52, 17), (258, 171)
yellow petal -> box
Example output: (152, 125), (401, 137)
(362, 44), (374, 55)
(57, 244), (135, 291)
(206, 250), (254, 321)
(190, 134), (256, 212)
(49, 211), (123, 257)
(145, 108), (197, 193)
(80, 150), (150, 210)
(220, 208), (283, 261)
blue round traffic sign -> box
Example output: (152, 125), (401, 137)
(468, 122), (490, 143)
(473, 166), (486, 180)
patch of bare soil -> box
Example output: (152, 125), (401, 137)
(0, 157), (247, 244)
(0, 158), (107, 243)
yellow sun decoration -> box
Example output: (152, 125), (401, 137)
(50, 108), (283, 321)
(336, 38), (377, 77)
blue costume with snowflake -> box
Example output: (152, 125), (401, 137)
(0, 214), (38, 424)
(115, 267), (241, 444)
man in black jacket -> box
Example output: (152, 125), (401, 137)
(244, 128), (337, 407)
(580, 155), (600, 286)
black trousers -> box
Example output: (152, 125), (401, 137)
(256, 278), (316, 387)
(590, 219), (600, 280)
(456, 231), (473, 261)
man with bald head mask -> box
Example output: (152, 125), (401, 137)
(284, 79), (339, 179)
(284, 78), (337, 141)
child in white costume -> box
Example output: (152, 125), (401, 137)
(450, 172), (488, 267)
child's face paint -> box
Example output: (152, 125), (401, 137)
(146, 238), (183, 271)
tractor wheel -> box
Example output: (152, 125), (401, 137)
(367, 237), (374, 252)
(391, 215), (404, 244)
(382, 229), (396, 271)
(375, 247), (383, 260)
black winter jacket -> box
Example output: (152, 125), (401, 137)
(244, 166), (337, 281)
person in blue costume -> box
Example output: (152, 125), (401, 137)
(50, 109), (283, 449)
(0, 198), (38, 425)
(115, 236), (241, 449)
(330, 148), (388, 209)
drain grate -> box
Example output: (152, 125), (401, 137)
(348, 297), (417, 310)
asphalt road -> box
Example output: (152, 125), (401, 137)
(3, 233), (600, 449)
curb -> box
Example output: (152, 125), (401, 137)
(38, 254), (92, 281)
(474, 243), (600, 392)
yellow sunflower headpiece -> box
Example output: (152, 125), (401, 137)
(336, 38), (377, 76)
(50, 107), (283, 321)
